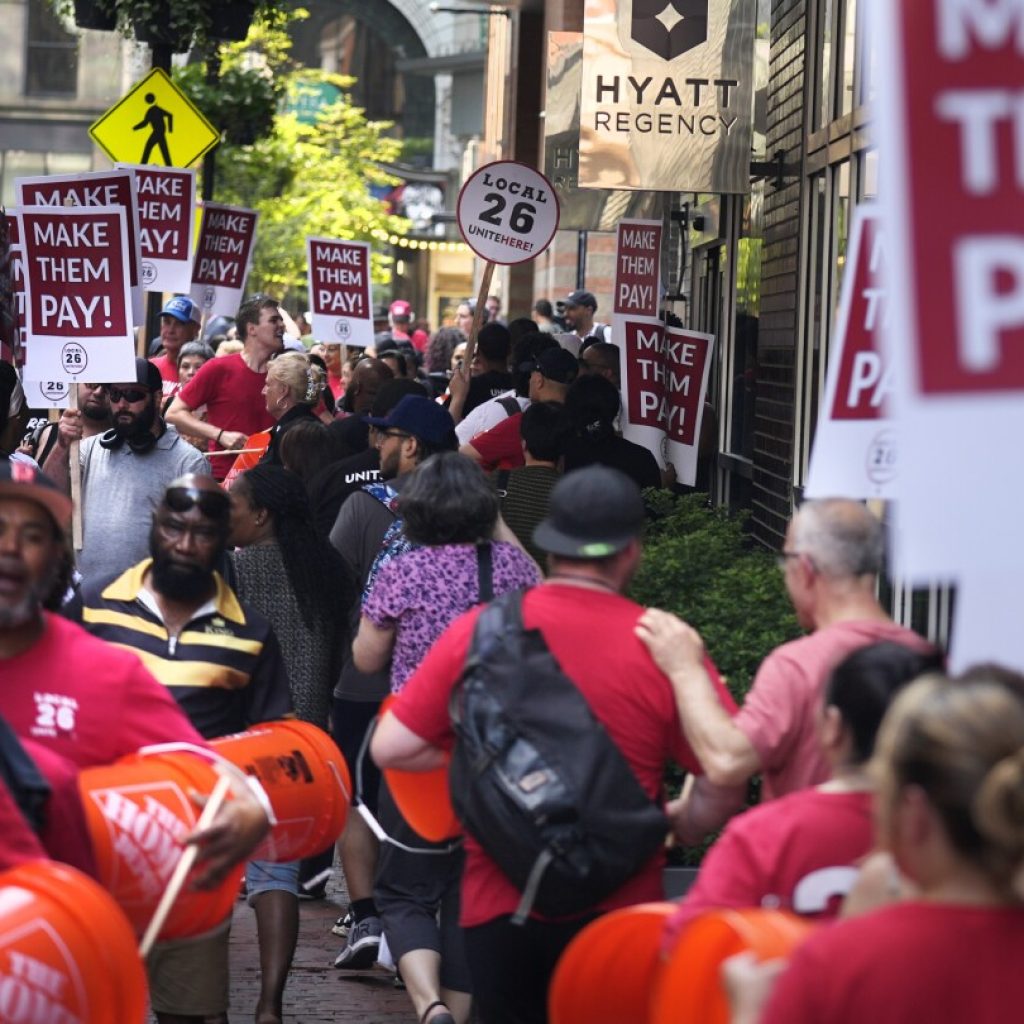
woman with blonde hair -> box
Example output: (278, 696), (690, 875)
(224, 352), (324, 486)
(735, 668), (1024, 1023)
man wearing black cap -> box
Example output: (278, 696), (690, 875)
(45, 357), (209, 586)
(561, 289), (609, 349)
(371, 466), (744, 1024)
(328, 394), (458, 969)
(461, 346), (578, 472)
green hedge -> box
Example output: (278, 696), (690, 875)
(628, 493), (802, 863)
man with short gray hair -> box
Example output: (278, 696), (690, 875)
(636, 498), (932, 802)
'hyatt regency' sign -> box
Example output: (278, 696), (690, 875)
(580, 0), (756, 193)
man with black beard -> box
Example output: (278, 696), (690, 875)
(71, 473), (292, 1024)
(45, 358), (208, 586)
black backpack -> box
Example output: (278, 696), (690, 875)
(447, 589), (669, 924)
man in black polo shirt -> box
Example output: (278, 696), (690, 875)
(70, 473), (293, 1024)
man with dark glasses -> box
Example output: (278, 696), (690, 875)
(71, 473), (292, 1024)
(44, 358), (208, 587)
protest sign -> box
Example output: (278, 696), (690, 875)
(614, 218), (662, 318)
(306, 237), (373, 347)
(621, 320), (715, 485)
(18, 206), (136, 383)
(457, 161), (560, 265)
(873, 0), (1024, 578)
(805, 206), (897, 499)
(190, 202), (258, 322)
(15, 171), (143, 324)
(118, 164), (196, 293)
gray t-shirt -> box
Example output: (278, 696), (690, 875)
(329, 473), (410, 702)
(77, 426), (210, 586)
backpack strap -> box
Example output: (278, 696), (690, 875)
(497, 395), (520, 417)
(0, 716), (51, 836)
(477, 542), (494, 603)
(494, 469), (511, 498)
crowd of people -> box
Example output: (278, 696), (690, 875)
(1, 287), (1022, 1024)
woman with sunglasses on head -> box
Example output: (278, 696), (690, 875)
(729, 666), (1024, 1024)
(228, 462), (356, 1022)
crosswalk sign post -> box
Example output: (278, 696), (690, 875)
(89, 68), (220, 169)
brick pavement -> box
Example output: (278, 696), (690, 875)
(223, 876), (414, 1024)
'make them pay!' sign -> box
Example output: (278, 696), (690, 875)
(18, 206), (136, 383)
(805, 205), (896, 500)
(874, 0), (1024, 577)
(306, 237), (373, 348)
(190, 202), (258, 321)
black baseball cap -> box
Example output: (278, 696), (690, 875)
(518, 347), (579, 385)
(533, 466), (645, 558)
(565, 290), (597, 310)
(0, 460), (72, 530)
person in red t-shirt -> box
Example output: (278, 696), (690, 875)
(727, 668), (1024, 1024)
(372, 467), (745, 1024)
(166, 295), (284, 480)
(637, 498), (932, 802)
(150, 295), (200, 401)
(664, 641), (943, 951)
(0, 462), (270, 887)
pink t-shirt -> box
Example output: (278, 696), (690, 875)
(735, 620), (932, 801)
(664, 789), (872, 950)
(178, 352), (274, 479)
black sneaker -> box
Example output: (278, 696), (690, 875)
(333, 916), (382, 969)
(331, 908), (353, 938)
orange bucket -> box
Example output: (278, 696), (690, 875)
(77, 749), (241, 941)
(650, 908), (816, 1024)
(212, 720), (351, 861)
(548, 902), (675, 1024)
(0, 860), (147, 1022)
(378, 696), (461, 842)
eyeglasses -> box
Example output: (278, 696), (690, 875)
(164, 486), (231, 519)
(105, 386), (150, 404)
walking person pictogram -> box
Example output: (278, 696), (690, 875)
(133, 92), (173, 164)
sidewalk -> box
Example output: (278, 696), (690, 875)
(225, 878), (413, 1023)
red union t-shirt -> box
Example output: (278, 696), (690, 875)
(664, 789), (872, 951)
(0, 779), (47, 869)
(178, 353), (274, 479)
(761, 902), (1024, 1024)
(392, 583), (737, 927)
(736, 620), (933, 800)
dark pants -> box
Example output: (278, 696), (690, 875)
(374, 783), (471, 992)
(463, 912), (599, 1024)
(331, 696), (381, 813)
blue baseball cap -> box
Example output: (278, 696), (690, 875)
(161, 295), (199, 324)
(364, 395), (457, 449)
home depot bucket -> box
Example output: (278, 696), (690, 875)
(548, 902), (675, 1024)
(0, 860), (148, 1022)
(211, 719), (351, 861)
(378, 696), (460, 843)
(77, 748), (241, 941)
(650, 908), (816, 1024)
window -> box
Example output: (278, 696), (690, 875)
(25, 1), (78, 98)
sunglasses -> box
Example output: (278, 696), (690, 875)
(164, 486), (231, 519)
(105, 386), (151, 404)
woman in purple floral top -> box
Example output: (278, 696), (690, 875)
(352, 452), (540, 1024)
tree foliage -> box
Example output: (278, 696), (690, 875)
(173, 9), (409, 297)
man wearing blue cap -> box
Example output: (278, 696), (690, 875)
(151, 295), (200, 400)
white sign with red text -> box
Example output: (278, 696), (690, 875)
(18, 206), (136, 383)
(15, 170), (144, 325)
(189, 202), (258, 322)
(117, 164), (196, 294)
(621, 321), (714, 485)
(306, 237), (373, 347)
(874, 0), (1024, 577)
(457, 161), (560, 265)
(805, 206), (896, 499)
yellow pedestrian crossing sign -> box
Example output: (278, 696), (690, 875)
(89, 68), (220, 168)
